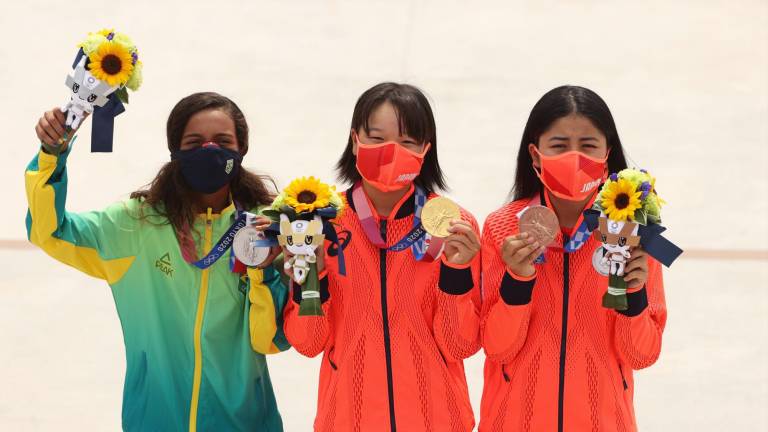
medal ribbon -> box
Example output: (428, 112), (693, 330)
(178, 204), (276, 271)
(351, 182), (443, 261)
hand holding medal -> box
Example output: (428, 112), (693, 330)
(421, 197), (480, 266)
(232, 214), (278, 268)
(500, 206), (558, 278)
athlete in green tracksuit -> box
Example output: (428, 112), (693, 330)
(25, 93), (289, 431)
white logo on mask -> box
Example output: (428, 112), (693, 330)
(225, 159), (234, 174)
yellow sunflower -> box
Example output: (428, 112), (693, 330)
(284, 177), (333, 213)
(601, 178), (642, 222)
(88, 41), (134, 87)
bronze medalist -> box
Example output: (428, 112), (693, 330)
(421, 197), (461, 238)
(518, 205), (559, 246)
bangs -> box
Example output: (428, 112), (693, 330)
(354, 84), (435, 145)
(337, 82), (446, 192)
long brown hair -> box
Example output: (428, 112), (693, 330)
(130, 92), (276, 233)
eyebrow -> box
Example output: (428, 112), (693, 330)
(548, 136), (599, 141)
(182, 132), (235, 139)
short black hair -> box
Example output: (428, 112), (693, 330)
(336, 82), (447, 192)
(511, 85), (629, 201)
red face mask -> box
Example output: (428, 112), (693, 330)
(355, 139), (431, 192)
(532, 147), (609, 201)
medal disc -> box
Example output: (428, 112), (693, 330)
(233, 226), (271, 267)
(592, 246), (610, 276)
(518, 205), (558, 247)
(421, 197), (461, 238)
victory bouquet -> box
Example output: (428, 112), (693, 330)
(62, 29), (143, 152)
(263, 177), (346, 316)
(589, 169), (682, 310)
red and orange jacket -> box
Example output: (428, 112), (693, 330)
(479, 196), (666, 432)
(283, 186), (482, 432)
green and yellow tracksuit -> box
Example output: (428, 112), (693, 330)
(24, 142), (289, 432)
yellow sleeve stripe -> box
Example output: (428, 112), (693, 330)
(247, 268), (281, 354)
(25, 150), (134, 285)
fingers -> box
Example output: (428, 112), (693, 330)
(502, 234), (543, 270)
(623, 268), (647, 287)
(52, 108), (66, 125)
(445, 231), (474, 250)
(447, 220), (480, 246)
(36, 123), (57, 146)
(623, 256), (647, 275)
(444, 238), (473, 257)
(250, 216), (273, 231)
(624, 248), (648, 275)
(514, 240), (542, 263)
(45, 110), (66, 137)
(628, 247), (647, 262)
(39, 114), (64, 143)
(502, 233), (534, 255)
(523, 244), (546, 263)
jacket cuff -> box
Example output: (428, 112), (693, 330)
(617, 286), (648, 317)
(438, 260), (474, 295)
(38, 137), (75, 181)
(291, 271), (330, 305)
(499, 270), (535, 305)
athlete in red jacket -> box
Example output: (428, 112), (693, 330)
(284, 83), (482, 431)
(480, 86), (666, 432)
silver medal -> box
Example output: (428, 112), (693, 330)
(592, 246), (610, 276)
(233, 226), (271, 267)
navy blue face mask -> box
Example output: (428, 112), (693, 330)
(171, 142), (243, 194)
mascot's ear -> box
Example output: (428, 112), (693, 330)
(308, 218), (323, 235)
(279, 214), (292, 235)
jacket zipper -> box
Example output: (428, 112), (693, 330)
(618, 364), (628, 390)
(189, 211), (213, 432)
(328, 346), (338, 370)
(501, 363), (510, 382)
(557, 234), (570, 432)
(380, 219), (397, 432)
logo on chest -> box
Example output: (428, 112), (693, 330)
(155, 253), (174, 277)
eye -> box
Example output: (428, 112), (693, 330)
(87, 94), (97, 102)
(305, 235), (313, 244)
(72, 83), (80, 92)
(286, 236), (293, 246)
(618, 237), (627, 247)
(601, 235), (607, 242)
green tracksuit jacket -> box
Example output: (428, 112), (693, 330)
(24, 142), (289, 431)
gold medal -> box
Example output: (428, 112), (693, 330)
(421, 197), (460, 238)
